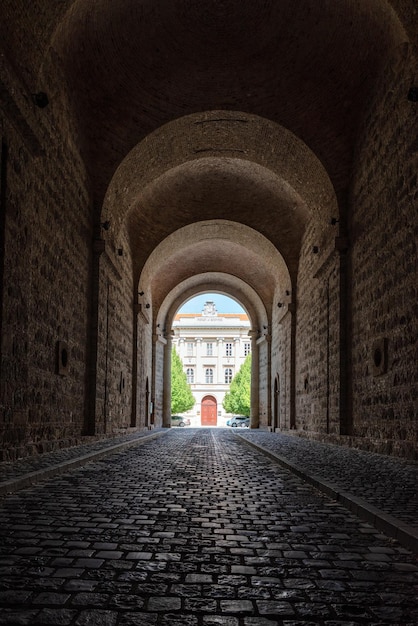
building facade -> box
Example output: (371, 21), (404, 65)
(172, 302), (251, 426)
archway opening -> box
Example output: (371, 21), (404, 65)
(171, 293), (252, 428)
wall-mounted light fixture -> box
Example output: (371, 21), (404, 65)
(101, 220), (110, 231)
(407, 87), (418, 102)
(32, 92), (49, 108)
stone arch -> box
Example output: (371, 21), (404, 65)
(150, 275), (273, 430)
(102, 110), (337, 243)
(41, 0), (412, 210)
(140, 220), (291, 311)
(136, 219), (292, 430)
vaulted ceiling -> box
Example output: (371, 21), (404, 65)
(1, 0), (414, 306)
(55, 0), (409, 202)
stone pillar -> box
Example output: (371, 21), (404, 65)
(85, 236), (105, 435)
(195, 337), (202, 382)
(163, 333), (172, 427)
(289, 302), (296, 429)
(263, 329), (272, 428)
(217, 337), (223, 383)
(234, 337), (240, 370)
(249, 330), (259, 428)
(0, 140), (7, 360)
(336, 236), (352, 435)
(131, 297), (141, 428)
(178, 337), (185, 360)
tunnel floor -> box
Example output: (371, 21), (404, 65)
(0, 428), (417, 625)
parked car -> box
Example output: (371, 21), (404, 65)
(228, 415), (250, 428)
(171, 415), (191, 427)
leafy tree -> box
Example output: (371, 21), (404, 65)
(171, 346), (195, 414)
(223, 353), (251, 417)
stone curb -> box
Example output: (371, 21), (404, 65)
(236, 432), (418, 554)
(0, 430), (168, 498)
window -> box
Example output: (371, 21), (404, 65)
(186, 342), (193, 356)
(206, 342), (213, 356)
(186, 368), (194, 383)
(225, 342), (233, 357)
(205, 368), (214, 383)
(244, 342), (251, 356)
(225, 368), (233, 384)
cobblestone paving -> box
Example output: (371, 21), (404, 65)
(0, 428), (417, 625)
(0, 431), (165, 484)
(236, 432), (418, 530)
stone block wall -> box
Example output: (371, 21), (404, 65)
(0, 60), (92, 460)
(153, 336), (165, 427)
(295, 220), (341, 435)
(257, 337), (269, 426)
(94, 230), (134, 436)
(135, 310), (153, 429)
(349, 43), (418, 456)
(271, 304), (292, 431)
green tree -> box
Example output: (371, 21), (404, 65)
(171, 346), (195, 414)
(223, 353), (251, 416)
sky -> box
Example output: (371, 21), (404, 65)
(178, 293), (245, 314)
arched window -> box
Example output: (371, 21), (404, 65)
(225, 368), (233, 383)
(186, 368), (194, 383)
(205, 368), (213, 383)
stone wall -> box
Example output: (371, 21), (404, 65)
(153, 336), (165, 427)
(272, 304), (292, 431)
(94, 230), (134, 436)
(349, 43), (418, 456)
(295, 219), (342, 436)
(0, 59), (92, 460)
(0, 3), (416, 462)
(257, 336), (269, 427)
(136, 310), (153, 429)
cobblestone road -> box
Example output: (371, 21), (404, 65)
(0, 428), (417, 625)
(236, 431), (418, 530)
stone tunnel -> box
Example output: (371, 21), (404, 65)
(0, 0), (417, 462)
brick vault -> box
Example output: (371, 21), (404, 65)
(0, 1), (417, 460)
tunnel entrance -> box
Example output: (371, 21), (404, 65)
(170, 293), (252, 428)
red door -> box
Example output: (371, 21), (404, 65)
(201, 396), (217, 426)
